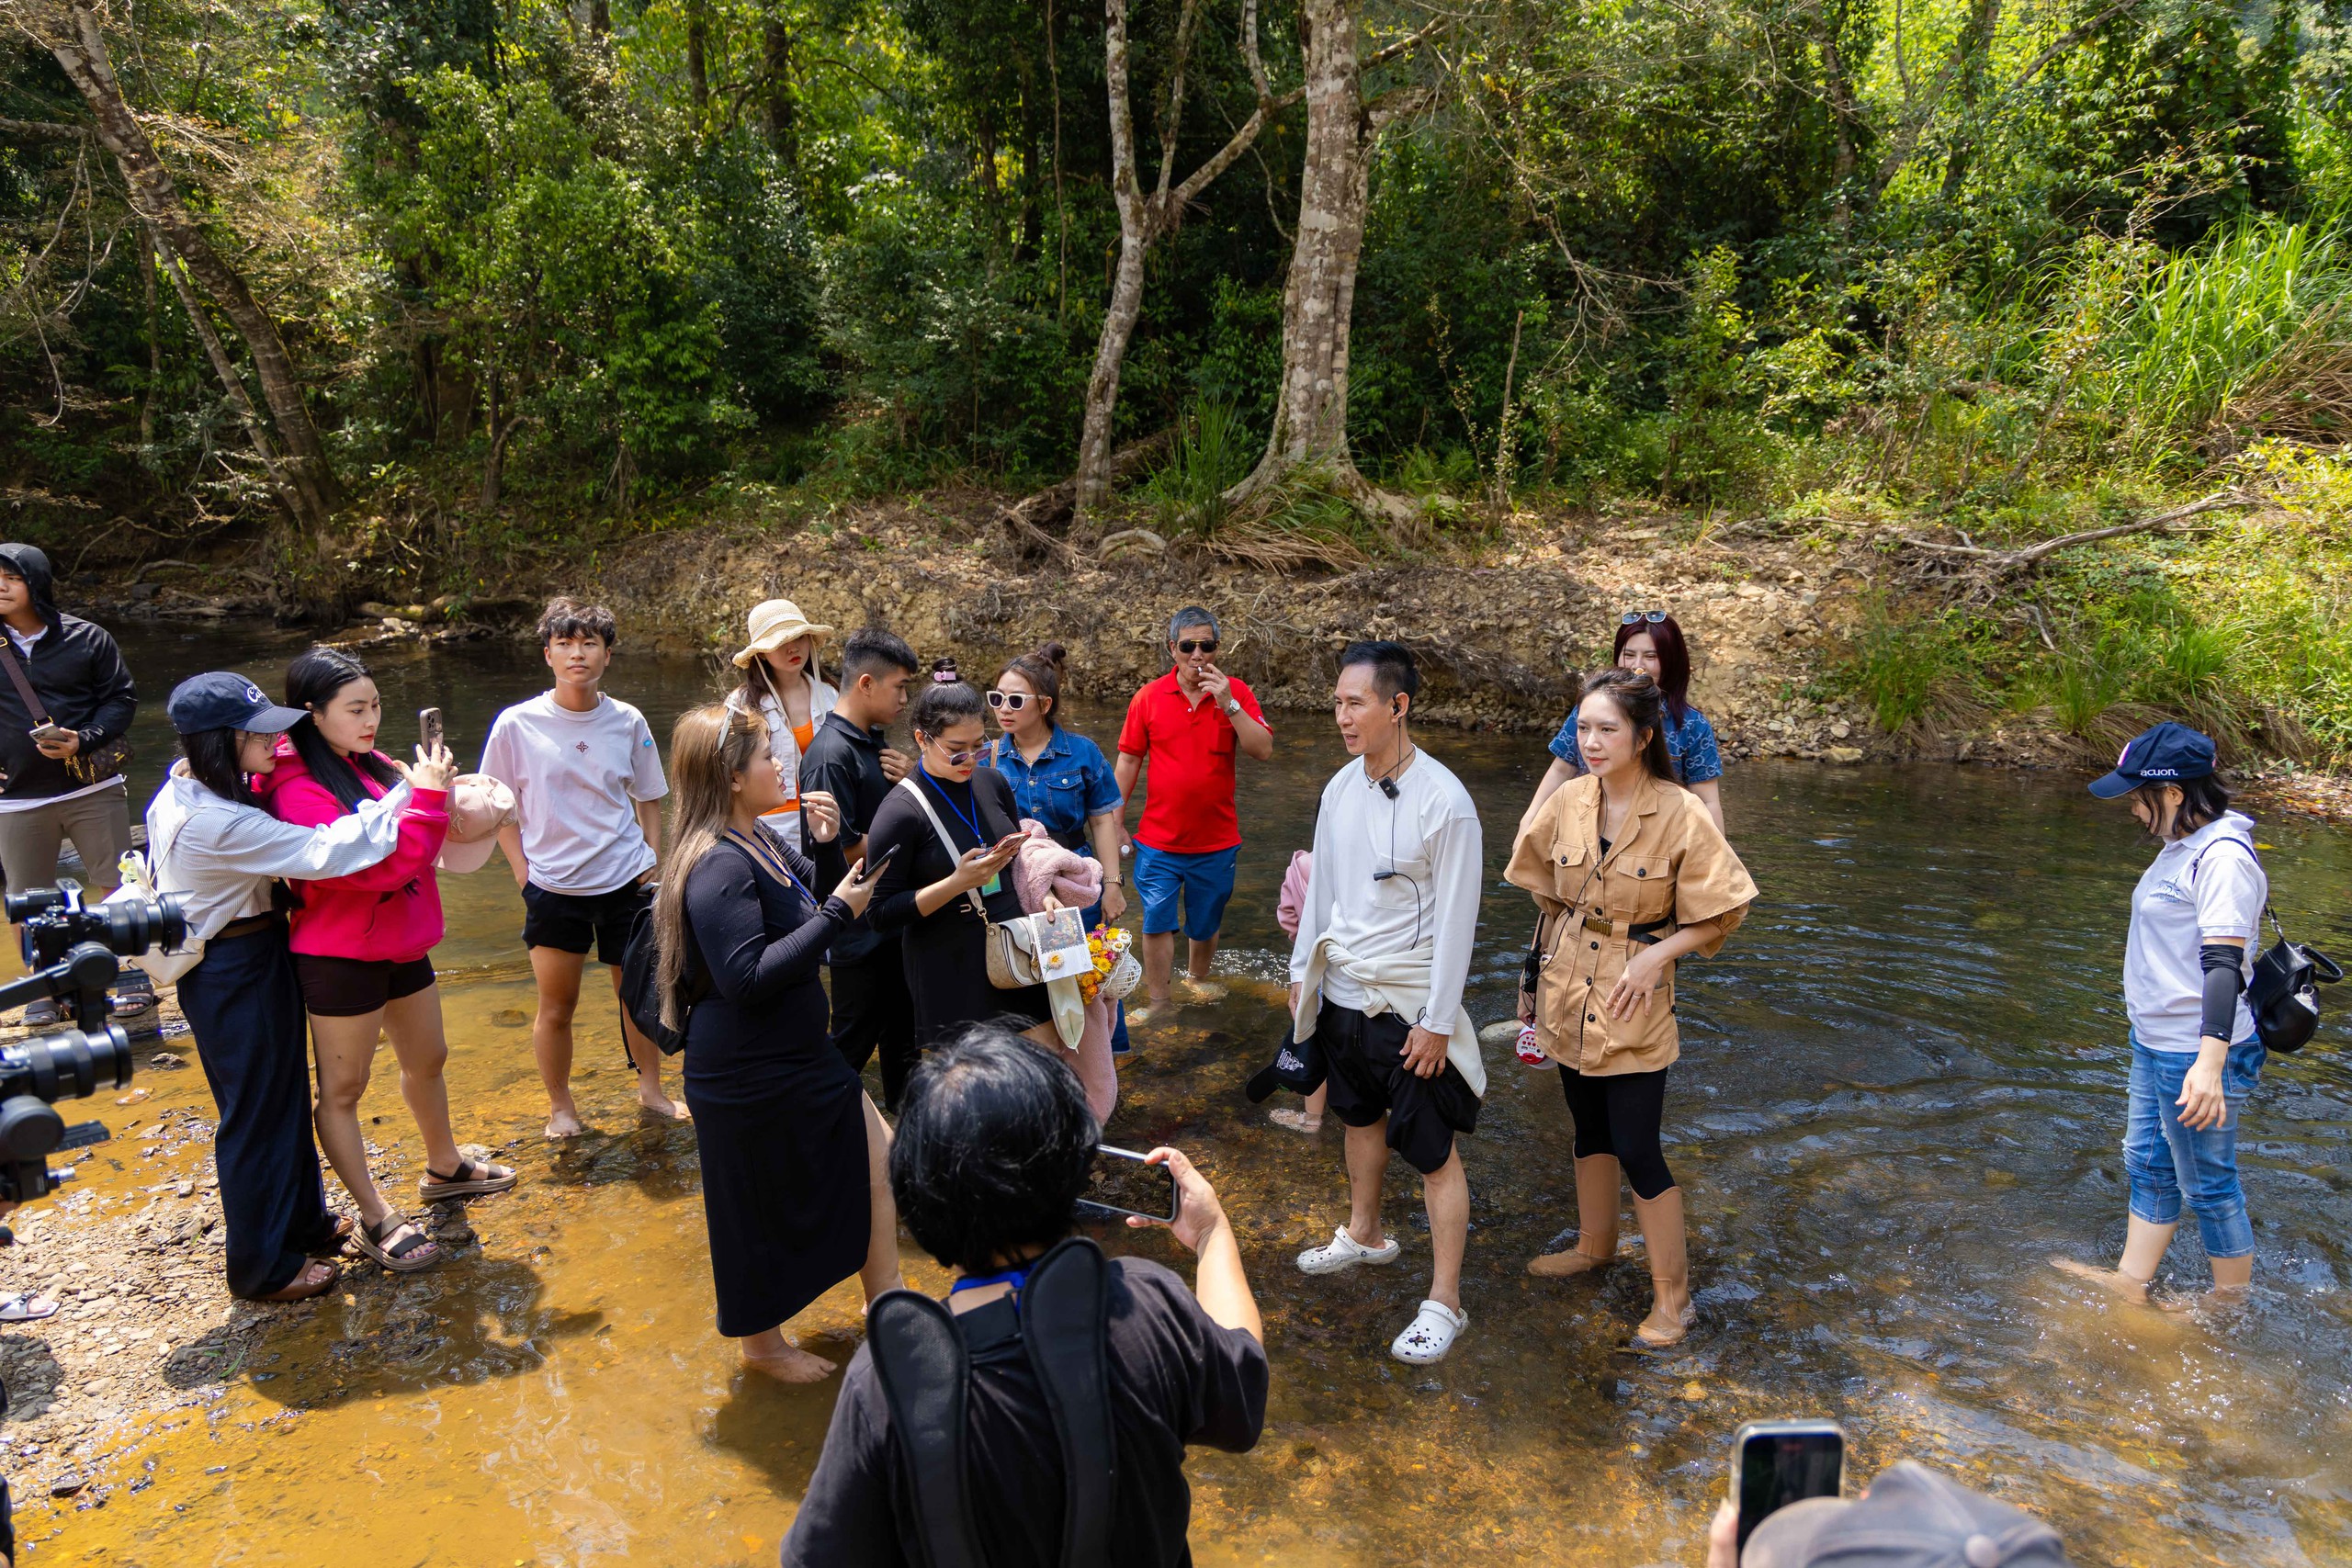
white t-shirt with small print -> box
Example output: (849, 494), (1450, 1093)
(479, 692), (668, 896)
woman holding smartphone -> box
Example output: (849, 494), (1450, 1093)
(862, 671), (1057, 1048)
(652, 703), (898, 1381)
(1506, 667), (1757, 1348)
(257, 648), (515, 1275)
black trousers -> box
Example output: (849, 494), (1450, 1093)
(177, 925), (334, 1298)
(1559, 1065), (1675, 1200)
(831, 942), (919, 1111)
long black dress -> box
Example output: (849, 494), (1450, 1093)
(865, 766), (1053, 1045)
(681, 830), (864, 1337)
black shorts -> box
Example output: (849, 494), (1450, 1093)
(1315, 1002), (1481, 1176)
(293, 953), (436, 1018)
(522, 880), (651, 965)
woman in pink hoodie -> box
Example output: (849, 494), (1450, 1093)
(261, 649), (516, 1273)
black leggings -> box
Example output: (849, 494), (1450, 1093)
(1559, 1066), (1675, 1200)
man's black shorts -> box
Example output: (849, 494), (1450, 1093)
(522, 880), (651, 965)
(1314, 1002), (1481, 1176)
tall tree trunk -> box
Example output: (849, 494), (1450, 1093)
(588, 0), (611, 39)
(1238, 0), (1374, 499)
(155, 238), (300, 527)
(1074, 0), (1289, 518)
(685, 0), (709, 124)
(761, 14), (797, 169)
(1939, 0), (2003, 200)
(40, 1), (340, 529)
(1820, 4), (1860, 232)
(137, 220), (158, 449)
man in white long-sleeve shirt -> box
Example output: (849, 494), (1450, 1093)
(1286, 641), (1485, 1364)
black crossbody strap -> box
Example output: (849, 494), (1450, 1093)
(0, 638), (52, 727)
(866, 1290), (986, 1568)
(1022, 1238), (1115, 1568)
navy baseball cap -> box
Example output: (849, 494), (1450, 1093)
(2086, 720), (2216, 799)
(166, 671), (308, 736)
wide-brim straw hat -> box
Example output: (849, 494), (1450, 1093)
(731, 599), (835, 668)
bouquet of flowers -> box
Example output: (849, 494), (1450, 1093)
(1078, 924), (1142, 1005)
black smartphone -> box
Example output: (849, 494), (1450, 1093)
(854, 841), (902, 886)
(418, 706), (445, 755)
(1075, 1145), (1179, 1224)
(1734, 1419), (1846, 1551)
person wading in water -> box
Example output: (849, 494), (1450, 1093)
(1507, 667), (1756, 1349)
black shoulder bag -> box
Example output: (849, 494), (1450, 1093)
(2198, 839), (2342, 1054)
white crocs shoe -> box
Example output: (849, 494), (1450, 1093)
(1391, 1299), (1467, 1364)
(1295, 1224), (1402, 1275)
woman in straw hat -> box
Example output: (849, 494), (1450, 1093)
(728, 599), (837, 853)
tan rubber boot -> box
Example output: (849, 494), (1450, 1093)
(1528, 1155), (1623, 1278)
(1629, 1186), (1694, 1348)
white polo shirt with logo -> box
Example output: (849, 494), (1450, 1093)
(2123, 810), (2266, 1052)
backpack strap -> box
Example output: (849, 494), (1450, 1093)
(2188, 833), (2287, 942)
(1021, 1237), (1116, 1568)
(866, 1289), (986, 1568)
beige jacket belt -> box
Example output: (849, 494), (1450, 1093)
(1504, 769), (1758, 1075)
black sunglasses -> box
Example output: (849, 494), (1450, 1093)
(1620, 610), (1668, 626)
(1176, 637), (1220, 655)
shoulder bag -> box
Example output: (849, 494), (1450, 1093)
(2195, 838), (2342, 1054)
(0, 638), (130, 786)
(896, 777), (1092, 989)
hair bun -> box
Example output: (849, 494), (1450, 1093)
(1035, 641), (1069, 671)
(931, 657), (960, 684)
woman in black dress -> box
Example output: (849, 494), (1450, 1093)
(865, 672), (1057, 1048)
(652, 702), (901, 1382)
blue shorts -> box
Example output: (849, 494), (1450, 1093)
(1132, 842), (1239, 941)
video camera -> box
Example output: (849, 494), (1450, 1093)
(0, 883), (186, 1213)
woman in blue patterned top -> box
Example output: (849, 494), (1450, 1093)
(986, 642), (1129, 926)
(1523, 611), (1725, 832)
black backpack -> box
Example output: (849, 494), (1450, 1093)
(2199, 840), (2341, 1054)
(618, 888), (691, 1056)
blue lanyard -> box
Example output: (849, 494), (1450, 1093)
(921, 768), (987, 845)
(950, 1263), (1034, 1312)
(726, 829), (815, 908)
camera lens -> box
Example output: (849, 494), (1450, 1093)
(0, 1024), (133, 1102)
(102, 892), (187, 956)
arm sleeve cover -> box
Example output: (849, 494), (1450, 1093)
(2200, 943), (2246, 1042)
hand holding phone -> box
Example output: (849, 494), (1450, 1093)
(1733, 1420), (1846, 1551)
(1076, 1145), (1182, 1224)
(418, 706), (445, 755)
(854, 841), (901, 886)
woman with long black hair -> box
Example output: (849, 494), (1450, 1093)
(653, 703), (899, 1381)
(1524, 611), (1726, 832)
(143, 673), (436, 1302)
(257, 648), (514, 1276)
(1506, 668), (1757, 1348)
(862, 671), (1056, 1049)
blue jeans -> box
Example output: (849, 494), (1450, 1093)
(1131, 841), (1239, 940)
(2124, 1034), (2264, 1260)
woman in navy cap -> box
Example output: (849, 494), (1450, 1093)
(142, 672), (450, 1301)
(2055, 720), (2268, 1303)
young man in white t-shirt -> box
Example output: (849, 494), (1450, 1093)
(481, 597), (682, 1138)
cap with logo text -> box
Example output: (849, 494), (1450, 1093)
(2086, 720), (2216, 800)
(165, 671), (309, 736)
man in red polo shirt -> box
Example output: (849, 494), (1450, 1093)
(1114, 606), (1273, 1014)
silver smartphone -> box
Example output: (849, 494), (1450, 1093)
(1075, 1145), (1179, 1224)
(418, 706), (445, 755)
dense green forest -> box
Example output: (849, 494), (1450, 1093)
(5, 0), (2352, 756)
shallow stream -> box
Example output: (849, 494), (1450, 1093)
(20, 623), (2352, 1565)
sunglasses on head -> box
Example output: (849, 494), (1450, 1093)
(1176, 637), (1220, 655)
(985, 690), (1031, 712)
(1621, 610), (1668, 626)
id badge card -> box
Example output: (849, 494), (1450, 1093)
(982, 872), (1003, 896)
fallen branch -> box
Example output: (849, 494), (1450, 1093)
(1894, 491), (2255, 570)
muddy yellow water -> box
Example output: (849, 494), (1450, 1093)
(14, 625), (2352, 1565)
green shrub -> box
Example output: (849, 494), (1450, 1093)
(1136, 398), (1254, 536)
(1845, 599), (1970, 733)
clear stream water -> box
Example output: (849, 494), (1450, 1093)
(15, 622), (2352, 1566)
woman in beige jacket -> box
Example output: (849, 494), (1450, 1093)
(1505, 668), (1758, 1348)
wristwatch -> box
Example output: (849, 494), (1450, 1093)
(1221, 695), (1242, 716)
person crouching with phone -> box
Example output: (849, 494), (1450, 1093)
(861, 670), (1059, 1051)
(1506, 667), (1757, 1349)
(783, 1024), (1266, 1564)
(256, 649), (516, 1276)
(651, 703), (899, 1382)
(145, 674), (429, 1302)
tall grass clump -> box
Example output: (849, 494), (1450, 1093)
(1137, 398), (1252, 536)
(1844, 598), (1971, 734)
(2091, 220), (2352, 453)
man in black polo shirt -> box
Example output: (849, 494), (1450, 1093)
(800, 627), (922, 1108)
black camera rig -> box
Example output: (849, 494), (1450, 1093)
(0, 883), (186, 1213)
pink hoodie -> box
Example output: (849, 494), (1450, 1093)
(255, 741), (448, 963)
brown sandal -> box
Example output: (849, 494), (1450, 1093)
(353, 1213), (442, 1272)
(305, 1215), (355, 1258)
(419, 1158), (518, 1201)
(255, 1258), (339, 1303)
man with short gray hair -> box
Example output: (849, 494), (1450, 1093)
(1114, 606), (1273, 1016)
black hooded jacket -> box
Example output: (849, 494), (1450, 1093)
(0, 544), (137, 804)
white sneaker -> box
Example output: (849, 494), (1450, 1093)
(1391, 1299), (1468, 1364)
(1295, 1224), (1402, 1275)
